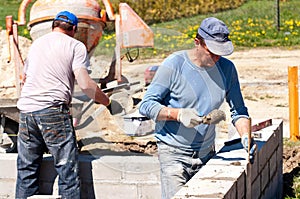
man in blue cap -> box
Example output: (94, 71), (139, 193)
(15, 10), (116, 198)
(139, 17), (255, 199)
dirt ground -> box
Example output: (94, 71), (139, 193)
(0, 31), (299, 196)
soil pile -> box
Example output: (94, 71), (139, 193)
(0, 31), (31, 98)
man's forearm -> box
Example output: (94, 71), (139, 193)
(82, 80), (110, 106)
(156, 107), (179, 121)
(235, 117), (251, 137)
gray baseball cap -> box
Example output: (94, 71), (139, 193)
(198, 17), (234, 56)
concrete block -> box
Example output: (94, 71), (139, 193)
(261, 175), (277, 199)
(92, 182), (138, 199)
(123, 156), (160, 182)
(236, 172), (246, 199)
(249, 151), (259, 183)
(251, 173), (261, 199)
(275, 167), (283, 199)
(260, 161), (269, 192)
(0, 153), (17, 178)
(87, 156), (124, 181)
(223, 181), (236, 199)
(207, 149), (248, 167)
(262, 168), (283, 199)
(193, 164), (244, 181)
(138, 183), (161, 199)
(258, 143), (270, 173)
(174, 179), (233, 198)
(269, 149), (277, 179)
(0, 179), (16, 198)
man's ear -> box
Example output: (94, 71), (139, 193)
(73, 25), (77, 32)
(194, 38), (201, 46)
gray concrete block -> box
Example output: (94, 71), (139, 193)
(86, 156), (124, 181)
(92, 182), (138, 199)
(249, 151), (259, 183)
(262, 175), (277, 199)
(251, 172), (261, 199)
(175, 179), (233, 198)
(0, 179), (16, 198)
(236, 172), (246, 199)
(258, 144), (270, 173)
(261, 161), (270, 192)
(123, 156), (160, 182)
(207, 149), (248, 167)
(193, 164), (245, 181)
(0, 153), (17, 179)
(137, 183), (161, 199)
(224, 181), (236, 199)
(269, 149), (277, 179)
(275, 166), (283, 199)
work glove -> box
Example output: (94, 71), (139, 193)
(177, 108), (203, 128)
(241, 134), (257, 164)
(202, 109), (226, 124)
(106, 99), (124, 115)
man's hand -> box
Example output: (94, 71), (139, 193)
(177, 108), (203, 128)
(241, 134), (257, 164)
(106, 99), (124, 115)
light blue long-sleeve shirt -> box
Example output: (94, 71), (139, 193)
(139, 50), (248, 153)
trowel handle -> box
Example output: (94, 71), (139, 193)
(248, 118), (252, 160)
(6, 16), (13, 63)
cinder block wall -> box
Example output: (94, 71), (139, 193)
(0, 119), (282, 199)
(173, 119), (283, 199)
(0, 154), (161, 199)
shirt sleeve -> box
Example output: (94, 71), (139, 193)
(72, 42), (90, 71)
(219, 58), (249, 125)
(139, 63), (174, 121)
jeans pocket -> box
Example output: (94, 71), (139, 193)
(40, 114), (68, 144)
(18, 114), (30, 142)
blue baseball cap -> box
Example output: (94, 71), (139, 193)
(54, 11), (78, 26)
(198, 17), (233, 56)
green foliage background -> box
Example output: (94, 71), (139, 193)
(96, 0), (300, 59)
(105, 0), (246, 24)
(1, 0), (300, 59)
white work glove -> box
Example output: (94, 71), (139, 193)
(177, 108), (203, 128)
(241, 134), (257, 164)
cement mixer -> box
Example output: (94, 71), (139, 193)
(6, 0), (154, 94)
(0, 0), (154, 153)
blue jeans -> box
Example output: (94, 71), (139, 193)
(157, 141), (215, 199)
(15, 105), (80, 199)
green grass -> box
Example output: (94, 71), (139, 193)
(0, 0), (32, 37)
(94, 0), (300, 59)
(2, 0), (300, 59)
